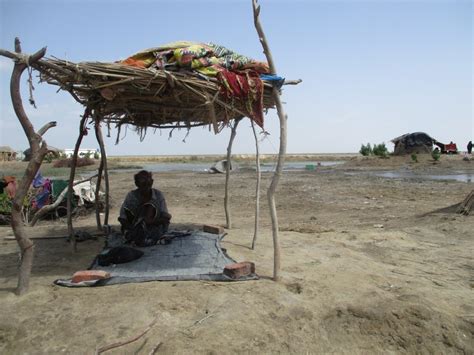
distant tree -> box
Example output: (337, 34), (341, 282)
(359, 143), (372, 156)
(373, 143), (389, 158)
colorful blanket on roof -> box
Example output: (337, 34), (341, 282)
(121, 42), (271, 127)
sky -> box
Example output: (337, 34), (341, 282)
(0, 0), (472, 156)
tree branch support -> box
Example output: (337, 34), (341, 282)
(253, 0), (292, 281)
(224, 118), (241, 229)
(2, 38), (55, 295)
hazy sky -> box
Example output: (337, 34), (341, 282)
(0, 0), (472, 155)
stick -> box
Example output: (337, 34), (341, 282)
(253, 0), (289, 281)
(224, 118), (241, 229)
(95, 317), (158, 354)
(205, 92), (219, 134)
(148, 342), (163, 355)
(94, 118), (106, 230)
(192, 313), (215, 327)
(95, 120), (110, 226)
(251, 120), (261, 250)
(67, 111), (89, 252)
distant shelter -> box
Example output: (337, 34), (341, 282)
(0, 146), (16, 161)
(391, 132), (436, 155)
(64, 148), (101, 158)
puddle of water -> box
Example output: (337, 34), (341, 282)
(348, 170), (474, 183)
(109, 161), (345, 174)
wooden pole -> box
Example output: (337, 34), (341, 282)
(94, 144), (104, 231)
(95, 118), (110, 226)
(94, 118), (105, 230)
(251, 120), (261, 249)
(224, 118), (241, 229)
(252, 0), (289, 281)
(3, 38), (56, 295)
(67, 111), (89, 251)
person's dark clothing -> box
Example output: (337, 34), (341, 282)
(118, 188), (171, 246)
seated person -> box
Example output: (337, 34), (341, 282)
(118, 170), (172, 246)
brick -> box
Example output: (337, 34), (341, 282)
(203, 224), (224, 235)
(72, 270), (111, 283)
(223, 262), (256, 279)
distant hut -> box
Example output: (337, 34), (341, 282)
(391, 132), (435, 155)
(0, 146), (16, 161)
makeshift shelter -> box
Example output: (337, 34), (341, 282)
(0, 0), (299, 295)
(391, 132), (435, 155)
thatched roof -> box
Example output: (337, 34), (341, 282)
(391, 132), (435, 144)
(391, 132), (435, 155)
(0, 146), (14, 153)
(32, 56), (277, 133)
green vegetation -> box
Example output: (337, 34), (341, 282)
(360, 142), (389, 158)
(372, 143), (389, 158)
(411, 153), (418, 163)
(359, 143), (373, 156)
(431, 149), (441, 162)
(0, 193), (12, 214)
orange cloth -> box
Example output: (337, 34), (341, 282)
(5, 180), (16, 199)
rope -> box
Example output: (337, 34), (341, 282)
(27, 67), (37, 108)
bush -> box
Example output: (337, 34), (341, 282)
(360, 142), (389, 157)
(359, 143), (372, 156)
(53, 157), (95, 168)
(411, 153), (418, 163)
(373, 143), (388, 158)
(432, 149), (441, 161)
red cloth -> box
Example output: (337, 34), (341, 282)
(217, 70), (264, 128)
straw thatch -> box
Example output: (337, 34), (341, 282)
(31, 57), (277, 134)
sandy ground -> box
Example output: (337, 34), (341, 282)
(0, 154), (473, 354)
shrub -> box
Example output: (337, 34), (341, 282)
(53, 157), (95, 168)
(431, 149), (441, 161)
(359, 143), (372, 156)
(411, 153), (418, 163)
(373, 143), (388, 158)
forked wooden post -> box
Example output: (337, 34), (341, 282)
(224, 118), (241, 229)
(251, 120), (261, 249)
(67, 111), (89, 251)
(94, 118), (110, 226)
(253, 0), (289, 281)
(0, 38), (56, 295)
(94, 131), (104, 231)
(94, 119), (104, 230)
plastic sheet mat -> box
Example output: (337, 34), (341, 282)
(55, 230), (257, 287)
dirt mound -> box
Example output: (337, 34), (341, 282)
(322, 301), (473, 353)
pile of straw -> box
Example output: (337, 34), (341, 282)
(33, 57), (276, 132)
